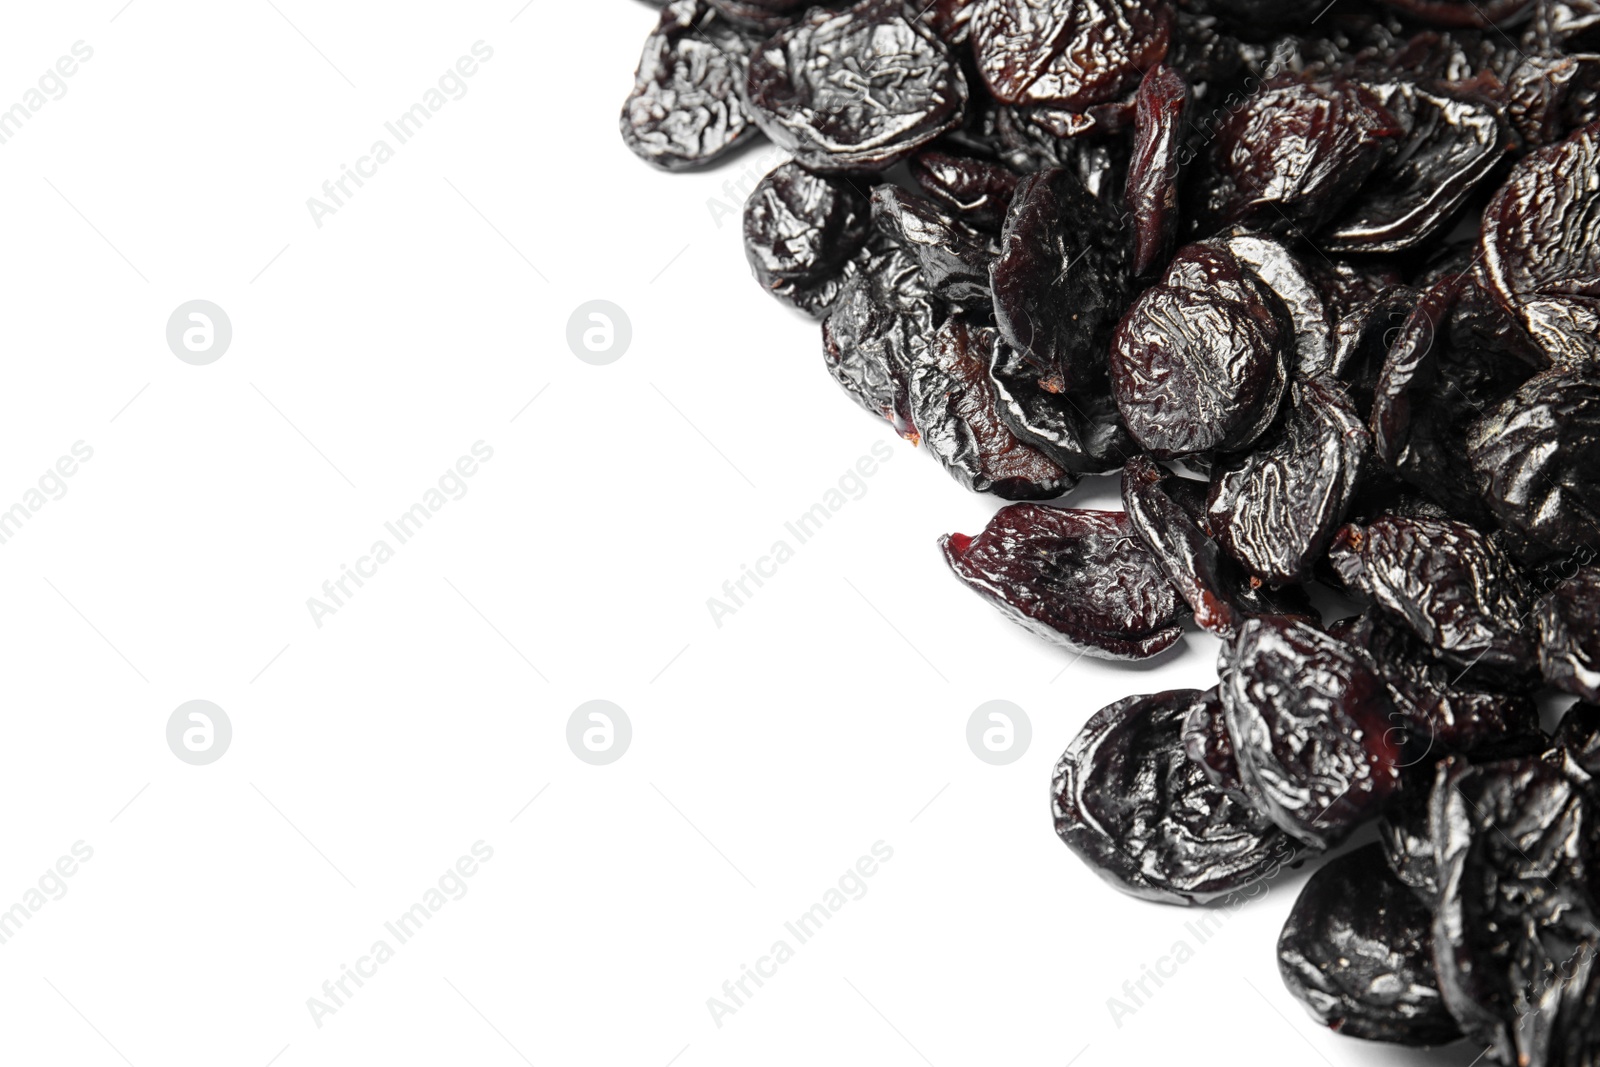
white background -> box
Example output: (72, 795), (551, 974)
(0, 3), (1479, 1065)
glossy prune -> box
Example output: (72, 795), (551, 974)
(1052, 689), (1298, 905)
(1179, 685), (1247, 796)
(908, 150), (1020, 232)
(1121, 456), (1251, 637)
(1538, 567), (1600, 702)
(872, 186), (996, 308)
(1277, 844), (1461, 1046)
(820, 236), (934, 437)
(743, 162), (870, 289)
(970, 0), (1171, 109)
(940, 505), (1186, 660)
(986, 341), (1135, 475)
(1125, 64), (1187, 277)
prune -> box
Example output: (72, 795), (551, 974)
(707, 0), (806, 31)
(1480, 121), (1600, 369)
(990, 166), (1128, 390)
(621, 0), (760, 171)
(1206, 376), (1368, 585)
(871, 186), (996, 308)
(1550, 701), (1600, 781)
(1220, 617), (1400, 849)
(910, 317), (1074, 499)
(1368, 274), (1460, 466)
(1466, 366), (1600, 564)
(1211, 77), (1404, 235)
(1122, 456), (1245, 637)
(1379, 784), (1439, 899)
(1538, 567), (1600, 702)
(940, 505), (1186, 660)
(1125, 64), (1188, 277)
(1052, 689), (1298, 904)
(743, 162), (870, 293)
(1430, 757), (1600, 1067)
(986, 341), (1135, 475)
(1110, 241), (1291, 457)
(1329, 515), (1536, 678)
(744, 1), (967, 173)
(1330, 285), (1423, 398)
(1506, 54), (1600, 149)
(970, 0), (1171, 109)
(1179, 686), (1247, 796)
(1222, 233), (1333, 378)
(1277, 844), (1461, 1046)
(820, 235), (934, 437)
(908, 150), (1019, 232)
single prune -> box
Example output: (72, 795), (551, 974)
(1220, 617), (1400, 849)
(1122, 456), (1245, 637)
(745, 1), (967, 173)
(744, 162), (870, 290)
(820, 235), (934, 437)
(871, 186), (996, 308)
(1125, 63), (1188, 277)
(1222, 233), (1334, 379)
(1179, 685), (1248, 796)
(1538, 567), (1600, 702)
(1207, 376), (1368, 585)
(1466, 366), (1600, 565)
(1368, 274), (1460, 466)
(970, 0), (1171, 109)
(987, 340), (1135, 475)
(1052, 689), (1298, 905)
(940, 505), (1187, 660)
(621, 0), (760, 171)
(990, 166), (1128, 390)
(908, 150), (1020, 232)
(1277, 843), (1461, 1046)
(1110, 241), (1291, 458)
(910, 317), (1074, 498)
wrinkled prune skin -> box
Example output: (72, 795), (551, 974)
(821, 236), (934, 437)
(1052, 689), (1298, 905)
(1480, 121), (1600, 369)
(1322, 82), (1505, 254)
(1368, 274), (1461, 467)
(910, 317), (1074, 498)
(1379, 784), (1439, 899)
(909, 150), (1020, 232)
(621, 0), (761, 171)
(1430, 757), (1600, 1067)
(1549, 701), (1600, 782)
(1329, 516), (1537, 678)
(761, 225), (895, 318)
(871, 186), (996, 308)
(1506, 54), (1600, 150)
(1220, 617), (1400, 849)
(1126, 64), (1188, 277)
(1466, 367), (1600, 565)
(971, 0), (1171, 109)
(744, 162), (870, 292)
(987, 341), (1135, 475)
(1207, 376), (1368, 585)
(1212, 77), (1405, 235)
(708, 0), (810, 32)
(1330, 285), (1423, 406)
(990, 167), (1129, 389)
(1223, 233), (1333, 380)
(1180, 685), (1248, 796)
(1123, 456), (1245, 637)
(919, 0), (978, 44)
(745, 1), (967, 173)
(1110, 241), (1291, 458)
(1538, 567), (1600, 702)
(940, 505), (1187, 659)
(1277, 844), (1461, 1046)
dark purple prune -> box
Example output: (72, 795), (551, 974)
(1125, 63), (1188, 277)
(1122, 456), (1247, 637)
(1329, 285), (1422, 402)
(1222, 233), (1334, 379)
(1538, 567), (1600, 702)
(1206, 376), (1368, 586)
(939, 505), (1187, 660)
(1220, 617), (1401, 849)
(1379, 784), (1439, 899)
(1277, 844), (1461, 1046)
(1052, 689), (1298, 905)
(1368, 274), (1460, 467)
(1180, 685), (1247, 795)
(986, 341), (1135, 475)
(908, 150), (1020, 232)
(1506, 54), (1600, 150)
(1109, 241), (1291, 458)
(1329, 516), (1537, 678)
(909, 317), (1074, 499)
(743, 162), (870, 293)
(621, 0), (761, 171)
(1309, 257), (1407, 331)
(1466, 367), (1600, 565)
(1211, 77), (1405, 235)
(970, 0), (1171, 109)
(744, 1), (967, 174)
(820, 236), (934, 437)
(1430, 757), (1600, 1067)
(1480, 120), (1600, 369)
(1321, 82), (1505, 254)
(871, 186), (996, 308)
(990, 166), (1129, 390)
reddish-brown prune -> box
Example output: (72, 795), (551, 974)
(1052, 689), (1298, 905)
(1125, 63), (1187, 277)
(1220, 617), (1400, 849)
(910, 317), (1074, 499)
(743, 162), (870, 303)
(908, 150), (1020, 232)
(621, 0), (760, 171)
(1277, 844), (1461, 1046)
(939, 505), (1186, 660)
(745, 1), (967, 173)
(1538, 567), (1600, 702)
(970, 0), (1171, 109)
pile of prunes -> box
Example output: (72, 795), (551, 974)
(619, 0), (1600, 1059)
